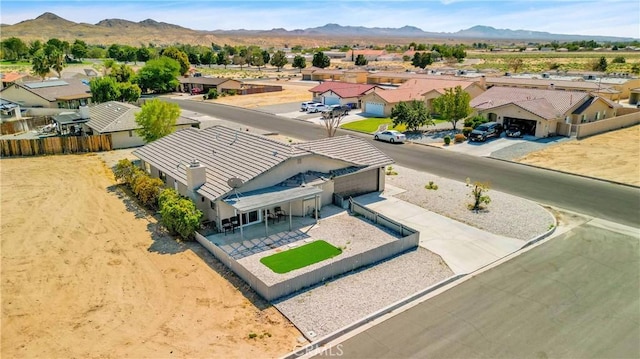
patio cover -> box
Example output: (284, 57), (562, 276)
(224, 185), (323, 212)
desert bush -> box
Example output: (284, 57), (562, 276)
(207, 88), (218, 99)
(425, 181), (438, 190)
(464, 116), (489, 129)
(462, 126), (473, 137)
(444, 135), (451, 145)
(385, 166), (398, 175)
(132, 175), (165, 209)
(227, 89), (237, 96)
(158, 189), (202, 240)
(113, 159), (140, 185)
(454, 133), (466, 143)
(466, 178), (491, 212)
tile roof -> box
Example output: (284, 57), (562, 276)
(86, 101), (199, 133)
(485, 77), (609, 90)
(1, 72), (25, 83)
(133, 126), (392, 200)
(309, 81), (377, 97)
(471, 87), (591, 119)
(370, 78), (476, 104)
(177, 77), (240, 85)
(12, 78), (91, 102)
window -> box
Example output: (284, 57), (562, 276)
(159, 171), (166, 183)
(581, 114), (586, 123)
(174, 180), (178, 191)
(210, 201), (216, 210)
(595, 111), (601, 121)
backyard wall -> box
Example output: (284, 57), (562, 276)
(574, 111), (640, 139)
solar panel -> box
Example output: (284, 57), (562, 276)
(25, 80), (69, 89)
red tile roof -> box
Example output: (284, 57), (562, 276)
(309, 81), (377, 98)
(1, 72), (25, 83)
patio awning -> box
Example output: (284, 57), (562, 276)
(224, 185), (323, 213)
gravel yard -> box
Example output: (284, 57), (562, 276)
(386, 165), (555, 240)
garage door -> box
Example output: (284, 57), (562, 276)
(504, 117), (536, 136)
(333, 168), (379, 196)
(324, 96), (340, 106)
(365, 102), (385, 117)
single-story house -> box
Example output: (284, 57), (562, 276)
(345, 49), (387, 62)
(177, 76), (243, 94)
(308, 81), (378, 108)
(0, 72), (26, 90)
(80, 101), (200, 149)
(629, 88), (640, 106)
(471, 87), (621, 138)
(0, 78), (92, 109)
(360, 78), (484, 117)
(133, 125), (393, 234)
(484, 77), (622, 101)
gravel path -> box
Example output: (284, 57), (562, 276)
(274, 247), (453, 339)
(490, 136), (571, 161)
(386, 165), (555, 240)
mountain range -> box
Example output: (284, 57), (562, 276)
(1, 12), (634, 47)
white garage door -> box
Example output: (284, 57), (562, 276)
(365, 102), (385, 117)
(324, 96), (340, 105)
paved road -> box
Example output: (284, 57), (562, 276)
(166, 99), (640, 228)
(323, 221), (640, 359)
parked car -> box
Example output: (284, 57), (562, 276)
(469, 122), (503, 142)
(374, 130), (406, 143)
(505, 124), (523, 138)
(307, 103), (329, 113)
(321, 104), (350, 119)
(301, 101), (319, 111)
(190, 87), (203, 95)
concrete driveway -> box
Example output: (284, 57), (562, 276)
(445, 136), (532, 157)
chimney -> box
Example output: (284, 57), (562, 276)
(480, 75), (486, 90)
(549, 83), (555, 90)
(79, 105), (90, 119)
(186, 159), (206, 200)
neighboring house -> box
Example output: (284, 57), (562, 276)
(484, 77), (622, 101)
(81, 101), (200, 149)
(0, 78), (92, 109)
(308, 81), (378, 108)
(471, 87), (620, 138)
(345, 49), (387, 61)
(629, 88), (640, 106)
(177, 77), (243, 94)
(0, 72), (26, 90)
(133, 125), (392, 233)
(360, 78), (483, 117)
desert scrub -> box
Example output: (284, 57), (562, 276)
(385, 166), (398, 175)
(454, 134), (466, 143)
(425, 181), (439, 190)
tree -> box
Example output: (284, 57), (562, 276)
(109, 63), (135, 83)
(118, 82), (141, 103)
(508, 58), (524, 73)
(136, 46), (152, 63)
(71, 39), (88, 61)
(390, 100), (434, 132)
(135, 99), (180, 142)
(107, 44), (122, 59)
(201, 50), (216, 67)
(270, 50), (288, 71)
(161, 46), (190, 75)
(292, 55), (306, 72)
(261, 50), (271, 65)
(44, 44), (65, 78)
(411, 52), (432, 69)
(216, 51), (230, 68)
(593, 56), (608, 72)
(101, 58), (115, 76)
(90, 76), (121, 103)
(232, 55), (247, 70)
(28, 40), (43, 57)
(431, 86), (472, 130)
(158, 189), (202, 240)
(612, 56), (625, 64)
(31, 50), (50, 80)
(249, 50), (265, 70)
(0, 37), (28, 61)
(312, 51), (330, 68)
(135, 57), (180, 93)
(323, 111), (346, 137)
(355, 54), (368, 66)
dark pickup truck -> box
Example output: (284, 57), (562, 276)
(469, 122), (503, 142)
(321, 105), (350, 119)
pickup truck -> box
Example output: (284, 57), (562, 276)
(321, 105), (350, 119)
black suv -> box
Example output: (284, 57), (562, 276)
(469, 122), (503, 142)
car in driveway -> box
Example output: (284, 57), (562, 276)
(374, 130), (406, 143)
(321, 104), (350, 119)
(505, 124), (523, 138)
(469, 122), (503, 142)
(307, 103), (329, 113)
(301, 101), (320, 111)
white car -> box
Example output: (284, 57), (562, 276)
(374, 130), (406, 143)
(307, 103), (329, 113)
(301, 101), (319, 111)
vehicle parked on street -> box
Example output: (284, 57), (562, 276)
(301, 101), (320, 111)
(505, 124), (523, 138)
(307, 103), (329, 113)
(373, 130), (406, 143)
(321, 104), (350, 119)
(469, 122), (503, 142)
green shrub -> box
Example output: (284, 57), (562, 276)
(444, 135), (451, 145)
(158, 189), (203, 240)
(248, 333), (257, 339)
(113, 159), (139, 185)
(462, 127), (473, 137)
(385, 166), (398, 175)
(425, 181), (438, 190)
(454, 133), (466, 143)
(227, 89), (237, 96)
(132, 175), (164, 209)
(207, 88), (218, 99)
(464, 116), (489, 129)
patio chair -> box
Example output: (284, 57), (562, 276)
(274, 206), (286, 220)
(230, 215), (240, 229)
(266, 209), (278, 224)
(221, 218), (234, 235)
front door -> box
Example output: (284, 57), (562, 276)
(241, 210), (259, 225)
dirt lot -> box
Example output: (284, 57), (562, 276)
(209, 81), (313, 109)
(517, 125), (640, 186)
(0, 154), (302, 358)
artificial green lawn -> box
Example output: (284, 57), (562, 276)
(340, 117), (448, 133)
(260, 240), (342, 274)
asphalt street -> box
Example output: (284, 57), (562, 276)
(166, 99), (640, 228)
(322, 221), (640, 359)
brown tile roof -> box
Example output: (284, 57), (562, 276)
(485, 77), (609, 91)
(371, 78), (476, 104)
(86, 101), (199, 133)
(309, 81), (377, 98)
(471, 87), (591, 119)
(1, 72), (25, 83)
(178, 77), (240, 86)
(133, 126), (392, 201)
(15, 78), (91, 102)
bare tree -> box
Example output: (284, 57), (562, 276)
(323, 112), (346, 137)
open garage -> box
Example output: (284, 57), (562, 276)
(504, 116), (537, 136)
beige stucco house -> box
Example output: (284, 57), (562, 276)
(133, 125), (392, 234)
(0, 78), (92, 109)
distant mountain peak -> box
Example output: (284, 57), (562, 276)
(36, 12), (65, 21)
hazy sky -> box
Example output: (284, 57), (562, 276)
(1, 0), (638, 38)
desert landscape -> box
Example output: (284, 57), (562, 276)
(0, 154), (302, 359)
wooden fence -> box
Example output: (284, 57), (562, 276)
(0, 134), (112, 157)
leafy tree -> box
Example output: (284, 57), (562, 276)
(312, 51), (330, 68)
(593, 56), (608, 72)
(87, 46), (106, 59)
(107, 44), (122, 59)
(0, 37), (28, 61)
(90, 76), (121, 103)
(28, 40), (43, 57)
(118, 45), (137, 63)
(31, 50), (50, 80)
(201, 50), (216, 67)
(390, 100), (434, 132)
(261, 50), (271, 65)
(216, 51), (230, 68)
(136, 56), (180, 93)
(411, 52), (432, 69)
(71, 39), (88, 61)
(118, 82), (141, 103)
(270, 50), (288, 71)
(508, 58), (524, 73)
(136, 46), (152, 63)
(355, 54), (368, 66)
(232, 55), (247, 69)
(161, 46), (190, 75)
(292, 55), (306, 72)
(158, 189), (202, 240)
(101, 58), (115, 76)
(135, 99), (180, 142)
(109, 63), (135, 83)
(431, 86), (472, 130)
(249, 50), (265, 70)
(45, 46), (65, 78)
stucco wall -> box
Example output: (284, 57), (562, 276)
(2, 86), (52, 108)
(478, 105), (552, 137)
